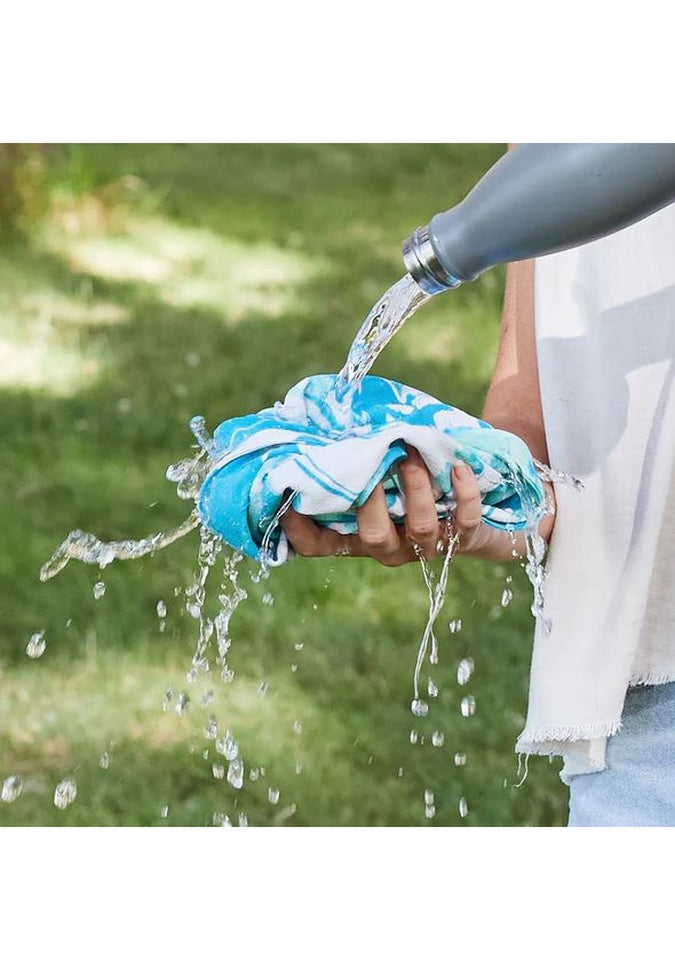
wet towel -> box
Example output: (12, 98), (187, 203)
(198, 375), (544, 563)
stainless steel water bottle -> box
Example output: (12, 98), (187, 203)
(403, 143), (675, 294)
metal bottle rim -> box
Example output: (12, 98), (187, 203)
(402, 225), (462, 295)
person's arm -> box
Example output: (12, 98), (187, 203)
(482, 259), (549, 464)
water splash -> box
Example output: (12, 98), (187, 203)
(174, 691), (190, 716)
(1, 775), (22, 803)
(227, 758), (244, 790)
(204, 716), (218, 741)
(456, 658), (474, 686)
(216, 732), (239, 761)
(460, 695), (476, 718)
(54, 778), (77, 809)
(40, 511), (200, 582)
(26, 631), (47, 659)
(409, 530), (459, 716)
(337, 274), (432, 393)
(534, 458), (584, 492)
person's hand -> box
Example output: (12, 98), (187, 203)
(281, 446), (556, 565)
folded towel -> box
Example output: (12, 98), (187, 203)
(197, 375), (545, 563)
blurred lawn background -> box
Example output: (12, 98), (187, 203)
(0, 144), (567, 826)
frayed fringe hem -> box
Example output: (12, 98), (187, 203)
(516, 719), (622, 748)
(514, 740), (607, 769)
(629, 671), (675, 687)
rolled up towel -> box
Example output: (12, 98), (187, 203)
(198, 375), (545, 563)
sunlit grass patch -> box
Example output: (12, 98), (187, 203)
(38, 186), (329, 323)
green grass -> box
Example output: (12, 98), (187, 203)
(0, 144), (567, 826)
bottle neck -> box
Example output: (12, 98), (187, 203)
(402, 224), (463, 295)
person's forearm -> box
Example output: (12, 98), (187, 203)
(481, 258), (550, 466)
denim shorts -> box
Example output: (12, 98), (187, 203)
(567, 680), (675, 827)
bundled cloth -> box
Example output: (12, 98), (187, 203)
(198, 375), (545, 563)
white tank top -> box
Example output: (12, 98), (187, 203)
(516, 202), (675, 778)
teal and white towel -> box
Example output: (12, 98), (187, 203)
(197, 375), (545, 563)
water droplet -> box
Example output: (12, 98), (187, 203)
(411, 698), (429, 717)
(216, 732), (239, 761)
(312, 603), (318, 611)
(424, 789), (434, 806)
(427, 678), (439, 698)
(212, 763), (225, 779)
(268, 787), (280, 805)
(160, 805), (169, 818)
(294, 642), (304, 652)
(162, 687), (174, 711)
(431, 731), (445, 747)
(175, 692), (190, 715)
(156, 600), (167, 618)
(295, 763), (303, 775)
(65, 618), (72, 628)
(1, 775), (22, 803)
(409, 730), (419, 744)
(213, 812), (231, 826)
(200, 690), (214, 706)
(204, 716), (218, 741)
(290, 664), (298, 673)
(54, 778), (77, 810)
(227, 758), (244, 790)
(93, 581), (106, 600)
(26, 631), (46, 659)
(186, 351), (201, 368)
(249, 767), (260, 782)
(397, 767), (404, 778)
(454, 752), (467, 766)
(99, 752), (110, 770)
(257, 681), (268, 699)
(262, 592), (274, 607)
(448, 619), (462, 634)
(292, 721), (303, 735)
(501, 587), (513, 608)
(458, 797), (469, 818)
(238, 813), (248, 827)
(425, 803), (436, 819)
(457, 658), (474, 686)
(460, 695), (476, 718)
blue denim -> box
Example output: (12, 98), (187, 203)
(567, 681), (675, 827)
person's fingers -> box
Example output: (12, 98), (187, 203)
(399, 447), (441, 560)
(452, 462), (483, 534)
(282, 508), (347, 557)
(356, 483), (401, 561)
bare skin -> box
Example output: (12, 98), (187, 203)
(282, 195), (556, 566)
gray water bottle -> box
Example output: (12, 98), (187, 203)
(403, 143), (675, 294)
